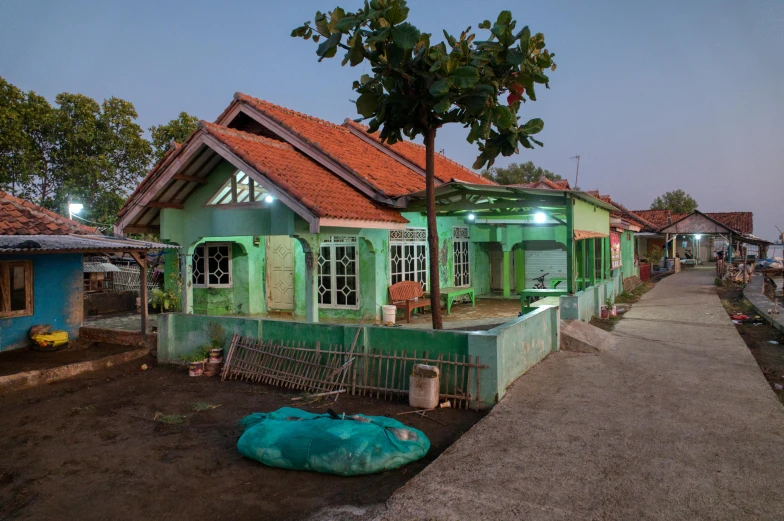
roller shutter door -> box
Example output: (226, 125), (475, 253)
(524, 242), (567, 289)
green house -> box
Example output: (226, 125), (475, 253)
(118, 93), (623, 324)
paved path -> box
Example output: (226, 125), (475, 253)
(379, 267), (784, 520)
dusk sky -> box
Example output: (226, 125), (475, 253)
(1, 0), (782, 240)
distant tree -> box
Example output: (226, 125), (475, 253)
(149, 112), (199, 163)
(650, 189), (698, 214)
(293, 1), (556, 328)
(481, 160), (561, 185)
(0, 77), (152, 226)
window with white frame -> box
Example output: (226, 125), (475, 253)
(318, 236), (359, 308)
(192, 243), (232, 288)
(389, 228), (428, 290)
(453, 227), (470, 287)
(206, 170), (269, 205)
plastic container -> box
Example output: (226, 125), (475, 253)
(409, 364), (440, 409)
(382, 305), (397, 326)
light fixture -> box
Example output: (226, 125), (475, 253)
(467, 213), (475, 221)
(264, 195), (274, 203)
(68, 202), (83, 220)
(695, 234), (701, 239)
(534, 212), (547, 223)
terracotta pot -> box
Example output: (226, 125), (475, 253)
(208, 348), (224, 364)
(188, 360), (205, 377)
(204, 361), (221, 377)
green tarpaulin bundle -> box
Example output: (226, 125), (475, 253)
(237, 407), (430, 476)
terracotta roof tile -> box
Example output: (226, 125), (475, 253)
(201, 123), (407, 224)
(510, 176), (571, 190)
(0, 191), (96, 235)
(705, 212), (753, 234)
(631, 209), (675, 229)
(237, 94), (488, 197)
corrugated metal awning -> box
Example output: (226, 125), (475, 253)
(83, 262), (121, 273)
(0, 234), (176, 253)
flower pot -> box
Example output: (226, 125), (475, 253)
(204, 361), (221, 377)
(208, 348), (224, 364)
(188, 360), (205, 377)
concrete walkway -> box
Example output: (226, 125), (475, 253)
(379, 267), (784, 520)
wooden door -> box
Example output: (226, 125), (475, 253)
(267, 236), (294, 310)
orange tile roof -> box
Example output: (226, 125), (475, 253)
(631, 209), (675, 229)
(342, 120), (494, 186)
(237, 94), (486, 197)
(201, 123), (407, 224)
(705, 212), (753, 234)
(510, 176), (571, 190)
(0, 190), (96, 235)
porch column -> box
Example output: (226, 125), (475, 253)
(604, 237), (611, 280)
(502, 249), (511, 298)
(671, 234), (676, 258)
(581, 240), (587, 291)
(600, 237), (606, 281)
(304, 249), (319, 323)
(589, 239), (596, 287)
(181, 251), (193, 314)
(566, 198), (574, 294)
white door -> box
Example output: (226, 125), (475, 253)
(267, 236), (294, 310)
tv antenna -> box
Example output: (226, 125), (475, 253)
(570, 155), (581, 188)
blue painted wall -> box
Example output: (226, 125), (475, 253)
(0, 254), (84, 352)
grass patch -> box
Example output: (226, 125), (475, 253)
(153, 412), (187, 425)
(590, 316), (620, 332)
(191, 402), (221, 412)
(615, 282), (654, 304)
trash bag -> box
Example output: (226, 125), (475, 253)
(237, 407), (430, 476)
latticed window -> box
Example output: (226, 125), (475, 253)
(206, 170), (269, 205)
(318, 236), (359, 309)
(453, 227), (470, 287)
(192, 243), (232, 288)
(389, 228), (428, 290)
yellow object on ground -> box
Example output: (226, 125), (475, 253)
(31, 330), (69, 350)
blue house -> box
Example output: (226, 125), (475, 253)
(0, 191), (167, 351)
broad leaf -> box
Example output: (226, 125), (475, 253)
(451, 66), (479, 89)
(356, 92), (379, 118)
(317, 33), (341, 59)
(434, 97), (451, 113)
(429, 78), (452, 98)
(391, 22), (420, 50)
(519, 118), (544, 134)
(492, 105), (515, 129)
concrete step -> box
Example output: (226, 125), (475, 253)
(560, 319), (616, 353)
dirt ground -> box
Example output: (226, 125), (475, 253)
(0, 341), (133, 377)
(590, 281), (655, 332)
(718, 285), (784, 404)
(0, 359), (483, 521)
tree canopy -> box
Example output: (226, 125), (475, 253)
(149, 112), (199, 163)
(0, 76), (198, 229)
(650, 189), (698, 214)
(294, 0), (555, 328)
(481, 160), (561, 185)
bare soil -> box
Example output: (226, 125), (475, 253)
(0, 341), (133, 377)
(0, 358), (483, 521)
(590, 281), (655, 332)
(718, 286), (784, 405)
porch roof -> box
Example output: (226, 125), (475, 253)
(0, 234), (174, 254)
(400, 183), (618, 216)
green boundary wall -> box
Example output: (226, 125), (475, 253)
(156, 305), (560, 408)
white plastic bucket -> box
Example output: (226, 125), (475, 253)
(382, 305), (397, 325)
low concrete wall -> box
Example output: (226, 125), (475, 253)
(744, 275), (784, 334)
(560, 277), (622, 322)
(84, 291), (137, 316)
(157, 306), (561, 408)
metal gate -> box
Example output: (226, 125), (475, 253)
(524, 241), (567, 289)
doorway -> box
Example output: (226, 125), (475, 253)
(267, 236), (294, 310)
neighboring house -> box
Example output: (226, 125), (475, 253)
(0, 190), (168, 351)
(116, 94), (620, 323)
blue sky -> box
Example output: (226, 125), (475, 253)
(1, 0), (782, 240)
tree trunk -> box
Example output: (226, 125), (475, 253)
(424, 127), (443, 330)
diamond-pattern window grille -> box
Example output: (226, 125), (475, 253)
(389, 228), (428, 290)
(192, 243), (232, 288)
(453, 227), (470, 287)
(318, 237), (358, 309)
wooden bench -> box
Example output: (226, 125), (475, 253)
(389, 281), (430, 323)
(429, 286), (475, 314)
(519, 288), (569, 308)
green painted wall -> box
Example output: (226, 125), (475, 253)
(620, 230), (636, 280)
(573, 198), (610, 234)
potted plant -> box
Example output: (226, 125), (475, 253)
(206, 322), (226, 364)
(181, 348), (208, 377)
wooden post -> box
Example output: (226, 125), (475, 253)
(130, 251), (148, 347)
(566, 198), (574, 295)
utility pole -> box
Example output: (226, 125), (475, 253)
(570, 155), (580, 188)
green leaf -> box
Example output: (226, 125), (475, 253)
(506, 48), (524, 66)
(519, 118), (544, 134)
(462, 95), (488, 116)
(451, 66), (479, 89)
(335, 16), (358, 32)
(496, 11), (512, 25)
(391, 22), (420, 50)
(492, 106), (515, 129)
(385, 2), (409, 25)
(429, 78), (452, 98)
(316, 33), (341, 60)
(517, 26), (531, 50)
(429, 59), (442, 72)
(478, 20), (491, 30)
(347, 34), (364, 66)
(356, 92), (378, 118)
(434, 98), (451, 113)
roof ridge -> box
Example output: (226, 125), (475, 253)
(236, 93), (346, 131)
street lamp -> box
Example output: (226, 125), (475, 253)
(68, 202), (83, 220)
(534, 212), (547, 223)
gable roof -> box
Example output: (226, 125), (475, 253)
(341, 120), (494, 186)
(704, 212), (753, 235)
(0, 190), (96, 235)
(512, 177), (571, 190)
(630, 209), (676, 229)
(201, 123), (406, 224)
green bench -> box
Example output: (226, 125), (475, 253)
(519, 288), (569, 308)
(427, 286), (475, 314)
